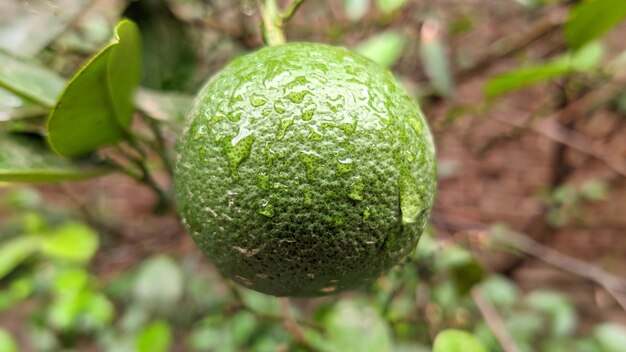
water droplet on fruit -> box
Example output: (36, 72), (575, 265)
(336, 158), (354, 175)
(286, 90), (309, 104)
(276, 117), (294, 140)
(398, 167), (423, 224)
(298, 150), (321, 181)
(338, 115), (357, 136)
(348, 176), (364, 201)
(228, 112), (242, 122)
(222, 129), (255, 180)
(258, 200), (275, 217)
(273, 100), (286, 114)
(302, 106), (316, 121)
(307, 126), (323, 141)
(257, 172), (270, 190)
(250, 94), (267, 107)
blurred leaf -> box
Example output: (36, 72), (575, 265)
(485, 42), (603, 98)
(324, 301), (393, 352)
(579, 180), (609, 201)
(0, 236), (38, 280)
(594, 323), (626, 352)
(565, 0), (626, 50)
(479, 275), (519, 308)
(240, 290), (280, 315)
(436, 246), (485, 295)
(0, 133), (110, 183)
(47, 19), (142, 157)
(136, 320), (173, 352)
(419, 19), (455, 97)
(0, 277), (33, 311)
(355, 31), (406, 68)
(376, 0), (407, 14)
(433, 329), (488, 352)
(231, 311), (257, 344)
(133, 255), (183, 311)
(40, 223), (99, 262)
(0, 0), (91, 56)
(53, 268), (90, 294)
(344, 0), (370, 20)
(136, 88), (193, 124)
(526, 291), (577, 337)
(124, 0), (197, 91)
(506, 312), (543, 345)
(0, 328), (17, 352)
(0, 49), (65, 107)
(2, 187), (41, 209)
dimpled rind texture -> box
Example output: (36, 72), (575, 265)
(174, 42), (437, 297)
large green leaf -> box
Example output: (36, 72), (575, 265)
(433, 329), (488, 352)
(0, 133), (110, 183)
(47, 19), (142, 157)
(136, 320), (173, 352)
(0, 328), (17, 352)
(485, 42), (603, 98)
(565, 0), (626, 50)
(0, 49), (65, 107)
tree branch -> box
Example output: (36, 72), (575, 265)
(471, 287), (521, 352)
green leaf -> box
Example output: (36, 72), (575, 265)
(479, 275), (519, 308)
(0, 329), (17, 352)
(419, 19), (455, 97)
(355, 31), (406, 68)
(0, 236), (39, 279)
(324, 301), (393, 352)
(108, 19), (142, 128)
(0, 133), (109, 183)
(565, 0), (626, 50)
(136, 320), (173, 352)
(526, 291), (577, 336)
(485, 42), (603, 98)
(436, 246), (485, 295)
(133, 255), (183, 311)
(594, 323), (626, 352)
(40, 223), (99, 262)
(344, 0), (371, 20)
(0, 49), (65, 107)
(47, 19), (142, 157)
(376, 0), (407, 14)
(433, 329), (488, 352)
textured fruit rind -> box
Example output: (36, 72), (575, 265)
(175, 42), (437, 297)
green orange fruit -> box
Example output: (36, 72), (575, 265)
(174, 42), (437, 297)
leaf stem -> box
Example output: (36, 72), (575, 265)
(258, 0), (307, 46)
(281, 0), (306, 21)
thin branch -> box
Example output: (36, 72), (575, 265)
(279, 298), (307, 343)
(494, 117), (626, 178)
(485, 229), (626, 311)
(471, 287), (521, 352)
(281, 0), (306, 21)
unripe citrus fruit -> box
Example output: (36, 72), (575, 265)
(174, 43), (437, 297)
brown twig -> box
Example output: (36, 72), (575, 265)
(471, 287), (521, 352)
(279, 298), (306, 342)
(486, 229), (626, 311)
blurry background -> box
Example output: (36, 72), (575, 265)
(1, 0), (625, 351)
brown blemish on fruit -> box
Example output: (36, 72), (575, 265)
(320, 286), (337, 293)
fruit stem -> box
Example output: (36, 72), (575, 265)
(259, 0), (286, 46)
(281, 0), (305, 21)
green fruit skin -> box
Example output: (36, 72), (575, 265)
(175, 42), (437, 297)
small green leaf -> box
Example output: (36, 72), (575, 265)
(40, 223), (99, 262)
(433, 329), (488, 352)
(594, 323), (626, 352)
(436, 246), (485, 295)
(479, 275), (519, 308)
(136, 320), (173, 352)
(526, 291), (577, 336)
(419, 19), (455, 97)
(47, 19), (142, 157)
(565, 0), (626, 50)
(0, 49), (65, 107)
(133, 255), (183, 311)
(355, 31), (406, 68)
(0, 133), (110, 183)
(0, 329), (18, 352)
(325, 301), (393, 352)
(344, 0), (371, 20)
(0, 236), (39, 279)
(376, 0), (407, 14)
